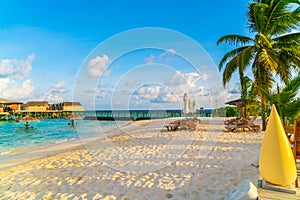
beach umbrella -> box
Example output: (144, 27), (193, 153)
(19, 115), (40, 128)
(183, 93), (189, 115)
(225, 98), (243, 106)
(225, 98), (243, 118)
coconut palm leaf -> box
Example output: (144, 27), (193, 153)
(217, 0), (300, 130)
(217, 34), (253, 46)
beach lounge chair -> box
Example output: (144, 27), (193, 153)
(224, 117), (261, 132)
(164, 120), (180, 131)
(181, 117), (201, 131)
(224, 117), (241, 126)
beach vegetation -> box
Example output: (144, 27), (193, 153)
(225, 106), (237, 117)
(260, 75), (300, 125)
(217, 0), (300, 130)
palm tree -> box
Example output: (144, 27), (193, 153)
(240, 75), (260, 121)
(260, 75), (300, 125)
(217, 0), (300, 130)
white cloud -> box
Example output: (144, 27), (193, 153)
(85, 87), (108, 99)
(197, 86), (210, 96)
(85, 87), (100, 93)
(145, 54), (155, 64)
(152, 91), (178, 103)
(158, 49), (176, 60)
(1, 79), (35, 99)
(133, 85), (178, 103)
(50, 81), (68, 93)
(134, 85), (161, 99)
(87, 54), (111, 78)
(0, 78), (10, 91)
(0, 54), (36, 100)
(126, 77), (136, 86)
(39, 81), (68, 103)
(145, 49), (177, 65)
(165, 49), (176, 54)
(0, 54), (34, 78)
(169, 71), (204, 89)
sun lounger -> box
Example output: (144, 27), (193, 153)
(164, 120), (180, 131)
(224, 117), (261, 132)
(164, 117), (202, 132)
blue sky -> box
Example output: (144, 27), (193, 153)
(0, 0), (254, 109)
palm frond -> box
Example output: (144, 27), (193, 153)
(217, 34), (253, 46)
(222, 57), (239, 86)
(238, 46), (256, 72)
(218, 46), (252, 71)
(247, 2), (269, 33)
(256, 48), (278, 71)
(282, 75), (300, 93)
(275, 32), (300, 42)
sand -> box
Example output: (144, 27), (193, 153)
(0, 118), (264, 200)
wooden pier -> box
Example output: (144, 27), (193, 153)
(1, 109), (213, 121)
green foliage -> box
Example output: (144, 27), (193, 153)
(225, 106), (237, 117)
(260, 75), (300, 125)
(217, 0), (300, 130)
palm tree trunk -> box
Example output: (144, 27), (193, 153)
(260, 96), (267, 131)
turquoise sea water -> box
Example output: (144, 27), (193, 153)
(0, 119), (117, 155)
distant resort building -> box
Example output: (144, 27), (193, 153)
(0, 98), (23, 112)
(0, 98), (85, 114)
(23, 101), (49, 111)
(49, 102), (85, 111)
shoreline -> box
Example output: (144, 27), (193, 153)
(0, 120), (136, 170)
(0, 117), (266, 199)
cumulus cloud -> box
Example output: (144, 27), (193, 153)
(145, 49), (177, 65)
(50, 81), (68, 93)
(0, 54), (36, 100)
(85, 87), (100, 93)
(134, 85), (161, 100)
(39, 81), (68, 102)
(133, 85), (178, 103)
(0, 54), (34, 78)
(169, 71), (205, 89)
(126, 77), (136, 86)
(145, 54), (155, 64)
(165, 49), (176, 54)
(158, 49), (176, 59)
(85, 87), (108, 99)
(0, 78), (10, 91)
(197, 86), (210, 96)
(87, 54), (111, 78)
(131, 71), (210, 104)
(1, 79), (35, 100)
(151, 91), (178, 103)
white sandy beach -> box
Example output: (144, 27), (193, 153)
(0, 118), (265, 199)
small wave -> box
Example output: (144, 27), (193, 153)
(54, 139), (69, 144)
(0, 151), (10, 155)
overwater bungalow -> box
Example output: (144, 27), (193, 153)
(0, 98), (23, 112)
(23, 101), (49, 111)
(49, 102), (85, 111)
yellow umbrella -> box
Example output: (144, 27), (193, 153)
(259, 104), (297, 186)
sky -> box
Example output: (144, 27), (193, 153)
(0, 0), (260, 110)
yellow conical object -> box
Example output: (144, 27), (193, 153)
(259, 104), (297, 186)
